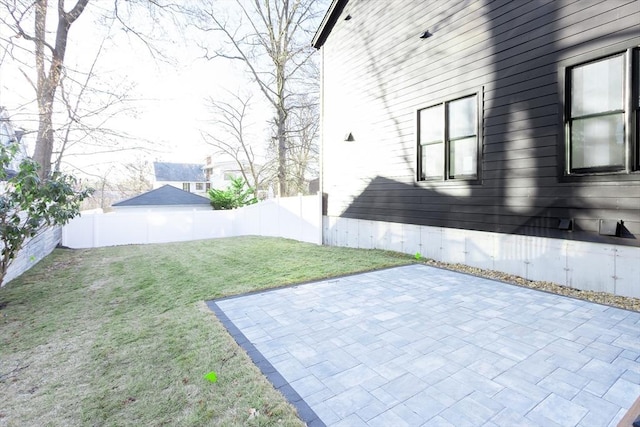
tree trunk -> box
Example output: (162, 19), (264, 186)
(277, 106), (287, 197)
(33, 89), (55, 179)
(197, 0), (320, 197)
(32, 0), (90, 179)
(276, 55), (288, 196)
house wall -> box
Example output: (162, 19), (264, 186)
(319, 0), (640, 248)
(154, 181), (208, 196)
(208, 173), (240, 192)
(324, 216), (640, 298)
(204, 161), (243, 190)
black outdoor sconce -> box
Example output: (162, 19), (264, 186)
(420, 30), (432, 39)
(344, 132), (354, 142)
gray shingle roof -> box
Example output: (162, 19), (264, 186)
(112, 185), (211, 207)
(153, 162), (205, 182)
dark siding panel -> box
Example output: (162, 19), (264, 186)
(321, 0), (640, 247)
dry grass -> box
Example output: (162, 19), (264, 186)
(0, 236), (411, 427)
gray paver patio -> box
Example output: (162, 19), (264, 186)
(208, 264), (640, 426)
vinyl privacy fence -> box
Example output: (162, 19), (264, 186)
(62, 194), (322, 248)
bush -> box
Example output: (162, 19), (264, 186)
(208, 177), (257, 210)
(0, 143), (91, 285)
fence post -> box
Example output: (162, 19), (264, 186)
(298, 193), (303, 242)
(92, 213), (99, 248)
(316, 193), (322, 245)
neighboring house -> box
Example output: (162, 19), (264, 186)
(202, 155), (274, 198)
(313, 1), (640, 297)
(153, 162), (207, 195)
(203, 155), (245, 190)
(111, 185), (212, 211)
(0, 106), (28, 176)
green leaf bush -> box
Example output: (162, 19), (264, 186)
(207, 177), (257, 210)
(0, 143), (92, 285)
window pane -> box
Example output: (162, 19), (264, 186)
(571, 114), (625, 169)
(449, 137), (477, 177)
(421, 142), (443, 179)
(420, 105), (443, 143)
(448, 96), (477, 139)
(571, 55), (624, 117)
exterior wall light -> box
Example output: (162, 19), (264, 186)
(420, 30), (432, 39)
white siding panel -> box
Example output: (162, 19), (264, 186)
(324, 216), (640, 298)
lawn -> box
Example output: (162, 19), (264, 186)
(0, 236), (412, 426)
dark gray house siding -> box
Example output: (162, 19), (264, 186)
(314, 0), (640, 247)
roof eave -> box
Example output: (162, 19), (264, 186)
(312, 0), (349, 49)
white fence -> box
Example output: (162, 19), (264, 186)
(62, 194), (322, 248)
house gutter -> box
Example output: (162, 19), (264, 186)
(311, 0), (349, 49)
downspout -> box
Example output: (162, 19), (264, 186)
(319, 46), (325, 246)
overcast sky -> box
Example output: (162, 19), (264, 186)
(0, 2), (295, 177)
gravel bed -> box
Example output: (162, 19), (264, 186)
(422, 259), (640, 313)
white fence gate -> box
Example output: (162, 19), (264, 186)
(62, 194), (321, 248)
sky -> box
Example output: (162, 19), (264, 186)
(0, 1), (310, 179)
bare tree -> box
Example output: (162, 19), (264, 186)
(2, 0), (90, 179)
(117, 157), (153, 195)
(53, 35), (140, 172)
(285, 93), (319, 194)
(201, 92), (268, 198)
(79, 158), (152, 211)
(194, 0), (323, 196)
(79, 166), (116, 211)
(0, 0), (184, 178)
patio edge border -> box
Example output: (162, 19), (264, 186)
(206, 300), (326, 427)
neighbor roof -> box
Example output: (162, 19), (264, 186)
(312, 0), (349, 49)
(153, 162), (205, 182)
(112, 185), (211, 207)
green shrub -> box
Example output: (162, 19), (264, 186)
(207, 177), (257, 210)
(0, 143), (91, 284)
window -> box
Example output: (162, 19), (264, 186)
(182, 183), (191, 192)
(195, 182), (204, 191)
(418, 94), (478, 181)
(636, 50), (640, 168)
(566, 49), (639, 174)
